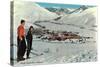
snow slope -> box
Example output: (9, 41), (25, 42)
(14, 39), (97, 66)
(13, 1), (59, 43)
(36, 7), (97, 38)
(14, 1), (58, 23)
(58, 7), (97, 27)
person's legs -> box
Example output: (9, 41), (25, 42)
(17, 37), (21, 58)
(17, 37), (26, 61)
(27, 50), (30, 58)
(30, 41), (32, 50)
(21, 37), (26, 58)
(17, 37), (23, 61)
(19, 43), (23, 59)
(27, 42), (31, 58)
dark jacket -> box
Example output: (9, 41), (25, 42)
(26, 31), (33, 44)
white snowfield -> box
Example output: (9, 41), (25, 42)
(12, 1), (97, 66)
(14, 39), (97, 66)
(58, 7), (97, 27)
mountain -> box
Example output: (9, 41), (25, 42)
(35, 7), (97, 37)
(46, 6), (88, 15)
(13, 1), (59, 43)
(68, 6), (88, 14)
(58, 7), (97, 27)
(46, 7), (75, 16)
(14, 1), (59, 28)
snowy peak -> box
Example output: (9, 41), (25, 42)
(58, 7), (97, 27)
(14, 1), (59, 23)
(46, 6), (89, 15)
(69, 6), (88, 14)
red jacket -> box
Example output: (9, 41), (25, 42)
(17, 25), (25, 39)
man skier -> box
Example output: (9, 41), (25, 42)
(17, 20), (26, 61)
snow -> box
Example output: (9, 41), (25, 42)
(35, 7), (97, 38)
(13, 1), (59, 44)
(14, 38), (97, 66)
(12, 1), (97, 66)
(58, 7), (97, 27)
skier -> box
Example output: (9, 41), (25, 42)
(17, 20), (26, 62)
(26, 26), (34, 59)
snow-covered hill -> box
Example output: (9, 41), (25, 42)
(46, 6), (88, 15)
(35, 7), (97, 39)
(58, 7), (97, 27)
(13, 1), (59, 43)
(14, 1), (59, 29)
(36, 7), (97, 28)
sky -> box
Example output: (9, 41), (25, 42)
(36, 2), (94, 8)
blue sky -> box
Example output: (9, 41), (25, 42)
(36, 2), (94, 8)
